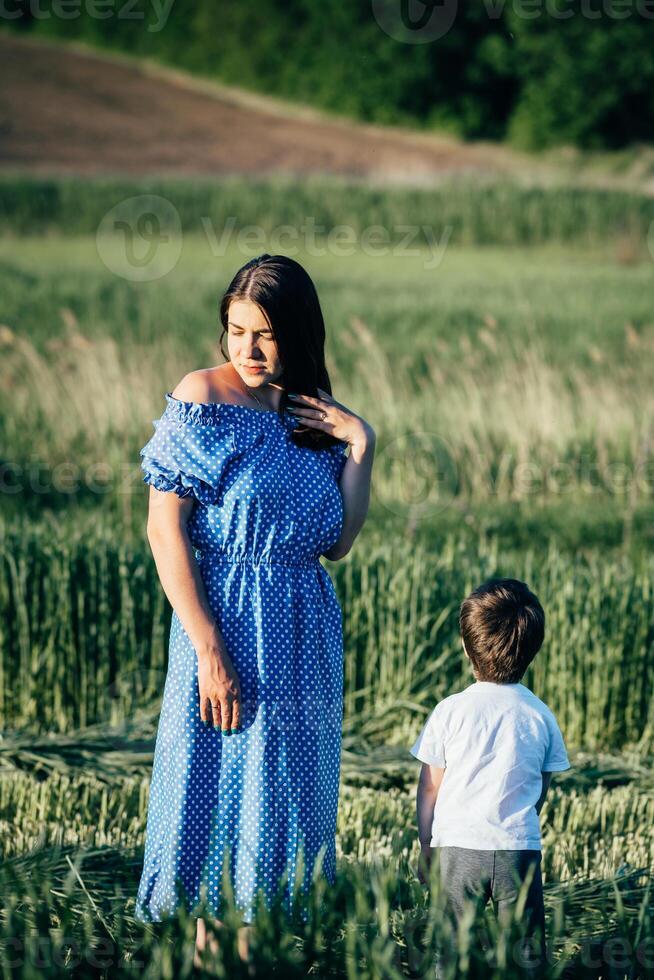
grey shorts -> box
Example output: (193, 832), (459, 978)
(436, 846), (547, 974)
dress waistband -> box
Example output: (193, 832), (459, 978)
(192, 545), (319, 568)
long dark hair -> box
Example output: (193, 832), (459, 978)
(218, 254), (340, 451)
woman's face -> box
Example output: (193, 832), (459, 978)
(226, 299), (283, 387)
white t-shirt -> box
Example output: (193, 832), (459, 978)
(409, 681), (571, 850)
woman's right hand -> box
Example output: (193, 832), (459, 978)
(197, 647), (242, 734)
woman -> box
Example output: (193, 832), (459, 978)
(134, 254), (376, 968)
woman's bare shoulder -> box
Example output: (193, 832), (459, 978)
(170, 366), (232, 405)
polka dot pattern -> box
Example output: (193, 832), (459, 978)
(134, 392), (348, 925)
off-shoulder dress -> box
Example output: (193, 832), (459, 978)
(134, 392), (348, 924)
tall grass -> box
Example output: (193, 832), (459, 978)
(2, 840), (648, 978)
(0, 517), (168, 731)
(1, 766), (653, 976)
(2, 515), (653, 750)
(1, 304), (653, 525)
(2, 175), (654, 246)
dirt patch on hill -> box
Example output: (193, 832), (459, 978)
(0, 33), (518, 182)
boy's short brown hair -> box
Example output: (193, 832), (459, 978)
(459, 578), (545, 684)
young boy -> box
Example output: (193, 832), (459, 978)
(409, 578), (570, 974)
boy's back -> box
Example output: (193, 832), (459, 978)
(410, 578), (572, 975)
(410, 679), (570, 850)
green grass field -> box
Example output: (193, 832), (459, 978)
(1, 178), (654, 976)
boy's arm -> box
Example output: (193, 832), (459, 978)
(417, 763), (446, 849)
(409, 706), (448, 880)
(535, 771), (553, 816)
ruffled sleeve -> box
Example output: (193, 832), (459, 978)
(139, 393), (236, 506)
(325, 439), (349, 483)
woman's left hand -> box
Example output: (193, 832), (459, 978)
(286, 387), (373, 447)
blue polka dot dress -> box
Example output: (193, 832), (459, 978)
(134, 392), (348, 925)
